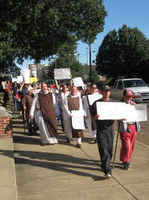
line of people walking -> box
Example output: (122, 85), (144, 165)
(1, 79), (141, 178)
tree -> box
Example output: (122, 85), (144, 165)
(0, 31), (17, 73)
(0, 0), (106, 65)
(90, 68), (99, 83)
(96, 25), (149, 78)
(137, 59), (149, 83)
(47, 55), (85, 80)
(46, 58), (85, 80)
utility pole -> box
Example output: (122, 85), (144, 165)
(89, 43), (92, 82)
(77, 53), (80, 61)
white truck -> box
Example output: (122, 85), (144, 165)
(110, 78), (149, 103)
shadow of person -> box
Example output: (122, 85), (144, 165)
(14, 150), (105, 180)
(13, 135), (40, 145)
(14, 155), (104, 181)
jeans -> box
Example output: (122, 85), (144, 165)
(96, 126), (114, 174)
(13, 96), (19, 111)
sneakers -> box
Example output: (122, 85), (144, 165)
(104, 168), (112, 178)
(89, 138), (96, 144)
(105, 173), (112, 178)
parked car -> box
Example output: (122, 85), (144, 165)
(111, 78), (149, 103)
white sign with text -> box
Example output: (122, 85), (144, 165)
(54, 68), (71, 80)
(96, 102), (147, 122)
(72, 77), (84, 88)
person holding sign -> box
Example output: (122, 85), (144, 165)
(83, 83), (102, 143)
(118, 89), (140, 170)
(64, 85), (86, 148)
(22, 86), (38, 136)
(58, 84), (71, 139)
(54, 79), (72, 138)
(91, 85), (115, 178)
(3, 80), (11, 108)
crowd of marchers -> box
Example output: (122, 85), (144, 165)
(0, 79), (140, 178)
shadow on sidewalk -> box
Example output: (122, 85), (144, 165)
(0, 147), (108, 181)
(14, 150), (108, 181)
(0, 149), (14, 159)
(13, 135), (40, 145)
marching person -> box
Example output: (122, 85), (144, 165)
(32, 82), (41, 96)
(12, 81), (21, 113)
(91, 85), (115, 178)
(51, 84), (61, 121)
(22, 86), (37, 136)
(30, 82), (58, 145)
(58, 84), (70, 135)
(83, 83), (102, 143)
(63, 85), (86, 148)
(3, 80), (11, 108)
(118, 89), (140, 170)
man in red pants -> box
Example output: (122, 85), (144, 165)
(118, 89), (140, 170)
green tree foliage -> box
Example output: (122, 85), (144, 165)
(47, 54), (85, 80)
(96, 25), (149, 78)
(46, 37), (91, 80)
(137, 59), (149, 83)
(0, 0), (106, 69)
(0, 31), (17, 73)
(90, 68), (99, 83)
(47, 58), (85, 80)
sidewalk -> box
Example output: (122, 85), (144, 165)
(1, 125), (149, 200)
(0, 136), (17, 200)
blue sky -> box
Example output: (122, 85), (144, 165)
(77, 0), (149, 64)
(19, 0), (149, 68)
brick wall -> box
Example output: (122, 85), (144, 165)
(0, 116), (12, 137)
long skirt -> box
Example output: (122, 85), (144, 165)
(35, 111), (58, 144)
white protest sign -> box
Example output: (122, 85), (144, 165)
(21, 68), (30, 83)
(11, 77), (17, 83)
(126, 104), (147, 122)
(96, 102), (127, 120)
(17, 76), (23, 83)
(88, 93), (103, 105)
(72, 77), (84, 88)
(96, 102), (148, 122)
(71, 110), (85, 130)
(54, 68), (71, 80)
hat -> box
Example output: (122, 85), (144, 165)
(123, 89), (134, 97)
(101, 85), (111, 91)
(50, 85), (54, 89)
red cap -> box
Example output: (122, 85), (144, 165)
(123, 89), (134, 97)
(50, 85), (54, 89)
